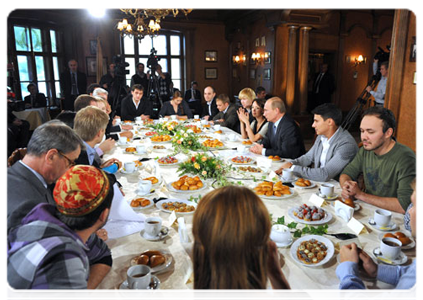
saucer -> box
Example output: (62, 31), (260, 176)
(368, 219), (397, 231)
(372, 247), (408, 265)
(316, 192), (339, 200)
(140, 227), (169, 241)
(119, 275), (160, 300)
(119, 275), (160, 289)
(273, 238), (293, 248)
(120, 167), (138, 174)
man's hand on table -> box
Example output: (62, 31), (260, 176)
(275, 162), (293, 175)
(121, 124), (133, 130)
(340, 243), (378, 278)
(100, 158), (121, 169)
(249, 143), (263, 154)
(99, 138), (116, 154)
(341, 180), (363, 200)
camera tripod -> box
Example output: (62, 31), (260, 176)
(146, 71), (163, 119)
(341, 74), (381, 131)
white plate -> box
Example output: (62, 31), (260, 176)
(293, 182), (317, 189)
(119, 275), (160, 300)
(120, 167), (139, 174)
(128, 198), (154, 210)
(119, 275), (160, 290)
(142, 177), (163, 188)
(166, 181), (207, 194)
(229, 156), (256, 165)
(315, 192), (339, 201)
(372, 247), (408, 265)
(259, 188), (296, 200)
(288, 207), (333, 225)
(368, 219), (398, 231)
(140, 228), (170, 241)
(156, 199), (197, 215)
(130, 250), (173, 274)
(157, 158), (180, 166)
(274, 238), (293, 248)
(290, 235), (335, 267)
(235, 166), (264, 174)
(151, 145), (169, 152)
(377, 232), (416, 250)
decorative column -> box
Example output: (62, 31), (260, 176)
(286, 26), (298, 110)
(298, 26), (312, 114)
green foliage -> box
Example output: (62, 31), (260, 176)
(271, 215), (328, 238)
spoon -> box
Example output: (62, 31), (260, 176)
(324, 233), (358, 240)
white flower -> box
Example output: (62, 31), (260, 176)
(184, 133), (188, 137)
(186, 129), (194, 134)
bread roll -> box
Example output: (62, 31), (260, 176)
(150, 255), (165, 267)
(136, 254), (149, 265)
(141, 250), (162, 257)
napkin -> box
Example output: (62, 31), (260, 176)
(257, 156), (272, 169)
(178, 217), (190, 243)
(334, 200), (354, 222)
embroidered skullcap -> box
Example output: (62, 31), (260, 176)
(53, 165), (110, 216)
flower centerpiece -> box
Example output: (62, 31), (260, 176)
(148, 120), (184, 136)
(177, 152), (232, 186)
(171, 129), (206, 154)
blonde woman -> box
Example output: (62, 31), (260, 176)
(193, 186), (290, 289)
(237, 98), (268, 142)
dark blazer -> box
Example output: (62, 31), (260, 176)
(159, 100), (193, 118)
(60, 70), (87, 110)
(212, 104), (239, 132)
(261, 113), (305, 159)
(184, 89), (201, 101)
(120, 95), (153, 121)
(24, 93), (47, 108)
(201, 98), (219, 119)
(7, 161), (55, 231)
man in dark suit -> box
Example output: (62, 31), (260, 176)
(120, 84), (153, 121)
(212, 94), (240, 132)
(60, 59), (87, 111)
(202, 86), (219, 120)
(24, 83), (47, 108)
(250, 97), (305, 159)
(184, 81), (202, 115)
(309, 63), (335, 112)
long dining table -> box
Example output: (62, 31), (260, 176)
(96, 119), (416, 293)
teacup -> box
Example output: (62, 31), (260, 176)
(282, 169), (293, 181)
(194, 114), (200, 119)
(136, 145), (146, 154)
(237, 145), (246, 153)
(124, 161), (136, 173)
(138, 180), (152, 195)
(228, 134), (237, 142)
(214, 124), (221, 131)
(115, 117), (121, 125)
(270, 224), (292, 245)
(374, 209), (392, 227)
(320, 183), (334, 197)
(127, 265), (151, 289)
(145, 216), (162, 237)
(201, 120), (208, 125)
(135, 116), (142, 123)
(119, 136), (127, 145)
(171, 115), (177, 120)
(380, 237), (402, 260)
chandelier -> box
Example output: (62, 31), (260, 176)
(117, 9), (192, 40)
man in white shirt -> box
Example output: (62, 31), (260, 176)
(366, 60), (388, 106)
(202, 86), (219, 120)
(276, 103), (358, 181)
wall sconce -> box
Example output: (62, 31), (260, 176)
(354, 55), (367, 66)
(251, 52), (261, 63)
(232, 54), (246, 65)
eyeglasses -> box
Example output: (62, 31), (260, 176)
(57, 150), (76, 167)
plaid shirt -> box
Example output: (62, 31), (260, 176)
(158, 73), (172, 97)
(8, 203), (110, 289)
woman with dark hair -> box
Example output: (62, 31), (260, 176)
(237, 98), (268, 142)
(159, 90), (193, 119)
(192, 186), (290, 289)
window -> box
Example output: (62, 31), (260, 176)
(11, 25), (63, 103)
(122, 32), (185, 93)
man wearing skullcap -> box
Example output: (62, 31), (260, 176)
(8, 165), (115, 289)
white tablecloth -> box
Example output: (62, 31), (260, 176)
(97, 121), (416, 291)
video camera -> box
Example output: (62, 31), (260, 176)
(112, 55), (130, 79)
(374, 46), (390, 64)
(147, 48), (160, 75)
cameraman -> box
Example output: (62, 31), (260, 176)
(155, 64), (173, 103)
(130, 62), (149, 92)
(366, 60), (389, 107)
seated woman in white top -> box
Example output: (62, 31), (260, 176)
(237, 98), (268, 142)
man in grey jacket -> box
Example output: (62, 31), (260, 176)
(276, 103), (358, 182)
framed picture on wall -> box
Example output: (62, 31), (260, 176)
(413, 72), (420, 84)
(264, 51), (271, 64)
(264, 69), (271, 80)
(86, 57), (108, 77)
(205, 50), (218, 62)
(250, 69), (256, 79)
(410, 36), (416, 62)
(89, 40), (97, 55)
(205, 68), (218, 79)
